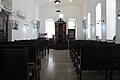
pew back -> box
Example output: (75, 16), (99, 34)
(0, 48), (29, 80)
(0, 45), (37, 63)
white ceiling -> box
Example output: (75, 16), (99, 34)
(36, 0), (88, 7)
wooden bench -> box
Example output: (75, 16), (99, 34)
(0, 40), (40, 80)
(78, 44), (120, 80)
(37, 38), (47, 57)
(0, 48), (30, 80)
(69, 40), (120, 80)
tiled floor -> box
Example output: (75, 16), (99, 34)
(40, 49), (78, 80)
(40, 49), (120, 80)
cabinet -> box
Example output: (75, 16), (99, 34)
(55, 18), (66, 44)
(55, 18), (67, 49)
(68, 29), (75, 39)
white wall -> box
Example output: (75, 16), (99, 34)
(12, 17), (38, 40)
(39, 5), (83, 39)
(82, 0), (106, 41)
(106, 0), (116, 40)
(12, 0), (39, 40)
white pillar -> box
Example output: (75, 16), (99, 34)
(116, 0), (120, 44)
(0, 0), (1, 12)
(101, 0), (107, 42)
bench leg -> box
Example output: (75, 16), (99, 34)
(105, 70), (113, 80)
(110, 70), (113, 80)
(47, 48), (49, 54)
(41, 51), (44, 58)
(105, 70), (108, 80)
(45, 49), (46, 55)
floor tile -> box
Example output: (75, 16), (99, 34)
(40, 49), (78, 80)
(40, 49), (120, 80)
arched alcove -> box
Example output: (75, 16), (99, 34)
(68, 19), (77, 38)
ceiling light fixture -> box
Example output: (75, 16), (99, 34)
(117, 10), (120, 20)
(54, 0), (61, 4)
(70, 0), (72, 2)
(50, 0), (52, 2)
(56, 10), (60, 13)
(59, 13), (64, 19)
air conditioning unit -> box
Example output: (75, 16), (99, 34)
(1, 0), (12, 11)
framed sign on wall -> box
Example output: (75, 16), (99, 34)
(12, 20), (19, 30)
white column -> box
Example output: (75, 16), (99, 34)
(0, 0), (1, 12)
(106, 0), (116, 40)
(116, 0), (120, 44)
(101, 0), (107, 42)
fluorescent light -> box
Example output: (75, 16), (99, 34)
(118, 14), (120, 19)
(56, 10), (60, 14)
(117, 10), (120, 20)
(59, 13), (64, 19)
(118, 16), (120, 20)
(84, 17), (86, 19)
(26, 26), (30, 29)
(50, 0), (52, 2)
(54, 0), (61, 4)
(70, 0), (72, 2)
(56, 2), (60, 4)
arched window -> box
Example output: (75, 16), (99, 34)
(45, 19), (55, 38)
(87, 12), (91, 39)
(68, 20), (76, 29)
(68, 19), (77, 38)
(96, 3), (102, 39)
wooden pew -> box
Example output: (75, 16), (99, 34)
(78, 43), (119, 80)
(13, 40), (40, 80)
(69, 40), (120, 80)
(0, 44), (38, 65)
(111, 44), (120, 68)
(0, 48), (30, 80)
(0, 40), (40, 80)
(37, 38), (47, 58)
